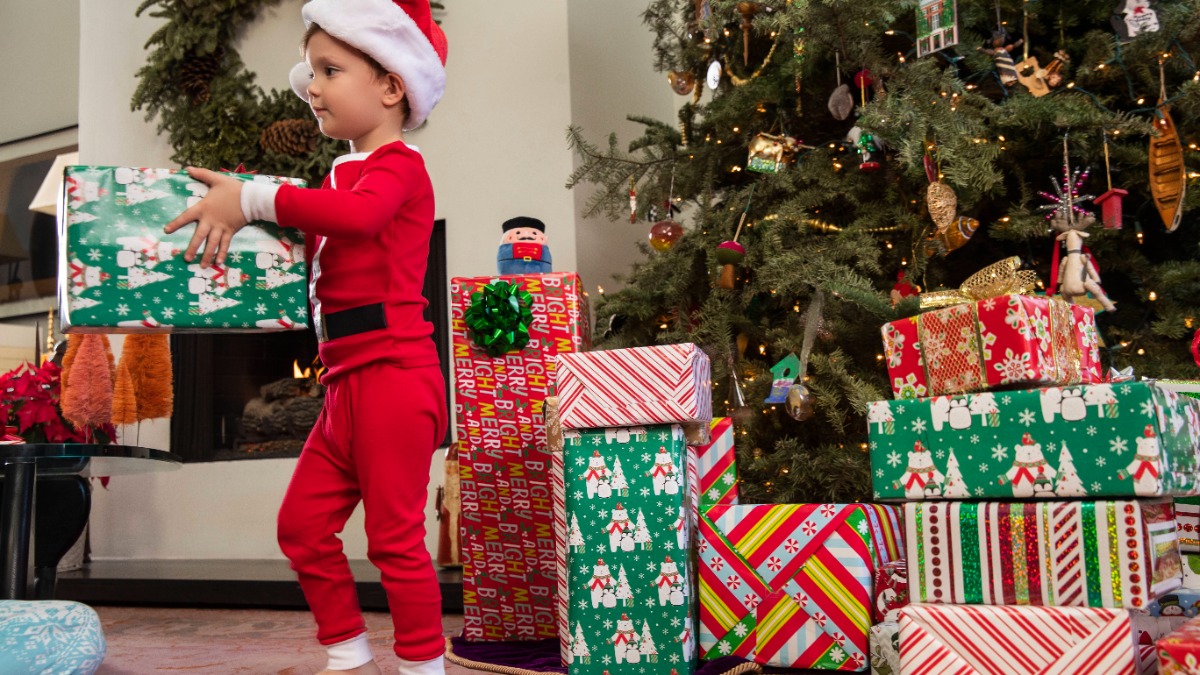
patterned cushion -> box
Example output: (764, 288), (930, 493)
(0, 601), (105, 674)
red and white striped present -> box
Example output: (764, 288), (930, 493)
(899, 604), (1145, 675)
(555, 343), (712, 430)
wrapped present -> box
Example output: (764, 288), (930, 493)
(869, 381), (1200, 501)
(906, 500), (1182, 611)
(873, 559), (909, 623)
(1178, 498), (1200, 555)
(694, 417), (738, 509)
(555, 344), (712, 431)
(58, 166), (308, 332)
(868, 622), (899, 675)
(1158, 615), (1200, 674)
(901, 604), (1164, 675)
(881, 259), (1102, 399)
(1149, 589), (1200, 619)
(698, 503), (902, 670)
(560, 425), (697, 675)
(453, 272), (590, 641)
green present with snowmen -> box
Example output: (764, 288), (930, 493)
(562, 423), (697, 675)
(868, 381), (1200, 501)
(58, 165), (308, 332)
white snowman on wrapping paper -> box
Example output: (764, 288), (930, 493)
(1005, 433), (1057, 498)
(66, 258), (110, 296)
(894, 440), (944, 500)
(113, 167), (172, 206)
(654, 555), (687, 606)
(610, 613), (642, 664)
(588, 558), (617, 609)
(187, 263), (249, 296)
(647, 446), (681, 495)
(255, 235), (306, 291)
(606, 503), (636, 552)
(581, 450), (612, 499)
(115, 235), (180, 270)
(1119, 425), (1162, 496)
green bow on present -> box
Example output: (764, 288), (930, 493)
(465, 281), (534, 357)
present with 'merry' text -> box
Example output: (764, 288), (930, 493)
(452, 272), (591, 642)
(59, 165), (308, 332)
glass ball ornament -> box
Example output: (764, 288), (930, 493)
(785, 383), (814, 421)
(649, 220), (684, 252)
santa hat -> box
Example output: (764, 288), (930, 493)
(288, 0), (448, 131)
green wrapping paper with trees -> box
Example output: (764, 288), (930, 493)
(59, 165), (308, 332)
(869, 381), (1200, 501)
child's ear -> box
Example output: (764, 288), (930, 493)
(382, 73), (407, 107)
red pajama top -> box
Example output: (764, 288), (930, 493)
(272, 141), (440, 381)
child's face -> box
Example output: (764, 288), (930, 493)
(303, 30), (403, 145)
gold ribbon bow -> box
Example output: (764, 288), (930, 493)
(919, 257), (1040, 310)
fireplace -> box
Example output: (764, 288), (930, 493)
(169, 220), (449, 462)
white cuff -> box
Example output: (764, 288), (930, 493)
(240, 181), (280, 223)
(326, 633), (374, 670)
(397, 655), (445, 675)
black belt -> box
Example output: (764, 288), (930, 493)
(318, 302), (388, 342)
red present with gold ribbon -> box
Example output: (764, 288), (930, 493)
(881, 257), (1103, 399)
(452, 272), (591, 641)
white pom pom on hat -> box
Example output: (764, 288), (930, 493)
(289, 0), (447, 131)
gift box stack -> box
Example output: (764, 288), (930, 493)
(59, 166), (309, 333)
(451, 272), (591, 641)
(550, 343), (712, 675)
(865, 258), (1200, 674)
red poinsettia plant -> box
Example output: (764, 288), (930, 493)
(0, 361), (115, 444)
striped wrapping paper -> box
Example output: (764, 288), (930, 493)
(906, 500), (1183, 611)
(555, 344), (712, 430)
(695, 417), (738, 509)
(698, 503), (902, 670)
(899, 604), (1144, 675)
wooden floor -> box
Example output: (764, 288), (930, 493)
(55, 559), (463, 612)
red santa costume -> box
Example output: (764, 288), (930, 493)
(238, 0), (449, 671)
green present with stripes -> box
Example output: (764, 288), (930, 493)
(869, 381), (1200, 501)
(905, 499), (1183, 611)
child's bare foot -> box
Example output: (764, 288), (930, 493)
(318, 661), (383, 675)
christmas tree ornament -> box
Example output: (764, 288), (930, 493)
(746, 133), (803, 173)
(828, 53), (854, 120)
(725, 354), (754, 422)
(668, 70), (696, 96)
(926, 181), (957, 232)
(978, 27), (1023, 87)
(1042, 135), (1117, 312)
(1112, 0), (1159, 42)
(736, 2), (762, 66)
(1093, 130), (1128, 230)
(649, 220), (684, 251)
(916, 0), (959, 58)
(1043, 50), (1070, 88)
(925, 215), (980, 255)
(891, 270), (922, 306)
(854, 69), (874, 106)
(1015, 6), (1050, 96)
(847, 126), (883, 173)
(707, 59), (722, 89)
(628, 176), (638, 224)
(715, 241), (745, 289)
(784, 383), (814, 421)
(765, 353), (800, 404)
(1149, 77), (1186, 231)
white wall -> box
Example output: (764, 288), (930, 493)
(77, 0), (667, 561)
(0, 0), (80, 145)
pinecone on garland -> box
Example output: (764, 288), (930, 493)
(177, 51), (223, 105)
(260, 119), (321, 157)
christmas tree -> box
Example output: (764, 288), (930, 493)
(569, 512), (586, 552)
(616, 565), (635, 606)
(573, 622), (592, 663)
(634, 509), (654, 549)
(569, 0), (1200, 502)
(640, 620), (659, 661)
(1055, 441), (1088, 496)
(612, 456), (631, 496)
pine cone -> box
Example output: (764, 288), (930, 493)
(260, 119), (321, 157)
(178, 51), (222, 105)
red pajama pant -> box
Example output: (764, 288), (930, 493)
(278, 362), (448, 661)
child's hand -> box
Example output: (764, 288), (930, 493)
(164, 167), (248, 268)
